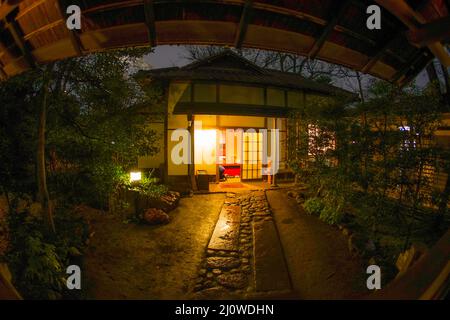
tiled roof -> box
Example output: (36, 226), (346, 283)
(138, 51), (355, 97)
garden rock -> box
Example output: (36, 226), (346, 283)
(287, 191), (297, 198)
(143, 208), (170, 225)
(395, 244), (427, 274)
(146, 191), (180, 213)
(348, 233), (365, 256)
(217, 272), (248, 289)
(206, 257), (240, 270)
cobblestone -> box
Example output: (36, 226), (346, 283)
(194, 189), (274, 296)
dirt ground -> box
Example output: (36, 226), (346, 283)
(83, 193), (225, 299)
(267, 189), (367, 299)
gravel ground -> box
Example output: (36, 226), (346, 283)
(83, 193), (225, 299)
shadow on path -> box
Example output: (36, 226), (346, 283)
(267, 190), (367, 299)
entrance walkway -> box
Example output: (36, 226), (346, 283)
(193, 188), (368, 299)
(208, 181), (272, 193)
(192, 190), (293, 299)
(266, 190), (367, 299)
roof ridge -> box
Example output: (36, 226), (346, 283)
(182, 49), (267, 74)
(265, 69), (353, 94)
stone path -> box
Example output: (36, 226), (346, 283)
(207, 205), (241, 252)
(253, 219), (291, 292)
(266, 189), (367, 299)
(193, 190), (292, 299)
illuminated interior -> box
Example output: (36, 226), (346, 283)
(194, 129), (217, 175)
(219, 129), (242, 179)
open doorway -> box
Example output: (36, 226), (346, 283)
(194, 128), (265, 185)
(218, 129), (263, 181)
(218, 129), (242, 182)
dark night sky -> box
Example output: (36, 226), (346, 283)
(144, 45), (433, 92)
(144, 45), (189, 68)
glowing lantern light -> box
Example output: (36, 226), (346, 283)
(130, 171), (142, 182)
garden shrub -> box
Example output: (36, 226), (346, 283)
(129, 176), (168, 199)
(319, 205), (343, 226)
(6, 202), (88, 299)
(303, 197), (324, 216)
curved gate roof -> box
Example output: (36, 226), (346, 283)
(0, 0), (449, 83)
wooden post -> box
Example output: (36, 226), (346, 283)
(188, 113), (198, 191)
(272, 118), (277, 186)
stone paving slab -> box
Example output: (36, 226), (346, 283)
(220, 205), (241, 223)
(253, 220), (291, 292)
(208, 205), (241, 252)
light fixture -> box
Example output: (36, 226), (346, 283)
(130, 171), (142, 182)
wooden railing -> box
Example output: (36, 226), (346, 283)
(372, 228), (450, 299)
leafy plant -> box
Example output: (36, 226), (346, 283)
(6, 203), (88, 299)
(303, 197), (324, 216)
(130, 176), (168, 198)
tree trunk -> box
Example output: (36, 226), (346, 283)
(37, 65), (55, 233)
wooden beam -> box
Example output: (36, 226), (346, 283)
(375, 0), (422, 29)
(376, 0), (450, 67)
(391, 50), (426, 83)
(0, 37), (7, 52)
(361, 34), (400, 73)
(234, 0), (253, 49)
(372, 228), (450, 299)
(407, 16), (450, 47)
(6, 18), (35, 68)
(0, 64), (7, 79)
(308, 0), (352, 59)
(56, 0), (83, 56)
(143, 0), (156, 47)
(0, 1), (20, 21)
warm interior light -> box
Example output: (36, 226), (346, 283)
(195, 129), (216, 148)
(130, 171), (142, 182)
(195, 129), (217, 165)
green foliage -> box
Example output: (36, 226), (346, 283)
(130, 176), (169, 198)
(319, 177), (347, 225)
(6, 203), (88, 299)
(0, 48), (161, 208)
(319, 206), (342, 225)
(303, 197), (324, 216)
(289, 79), (446, 241)
(303, 182), (345, 225)
(45, 50), (161, 207)
(0, 71), (41, 196)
